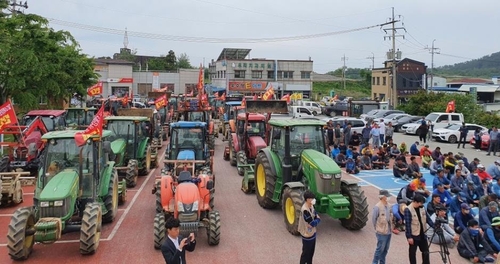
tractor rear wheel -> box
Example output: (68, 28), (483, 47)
(282, 187), (302, 235)
(155, 184), (163, 214)
(207, 211), (221, 245)
(7, 207), (35, 260)
(236, 151), (247, 176)
(229, 138), (236, 166)
(103, 170), (119, 223)
(254, 152), (279, 209)
(209, 190), (215, 209)
(125, 159), (138, 188)
(80, 202), (102, 255)
(153, 213), (166, 249)
(208, 134), (215, 150)
(340, 183), (369, 230)
(139, 146), (152, 176)
(0, 155), (10, 172)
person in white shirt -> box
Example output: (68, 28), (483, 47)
(455, 160), (470, 177)
(378, 119), (386, 144)
(426, 204), (459, 247)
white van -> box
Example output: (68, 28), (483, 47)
(425, 112), (464, 129)
(290, 106), (315, 119)
(297, 101), (322, 115)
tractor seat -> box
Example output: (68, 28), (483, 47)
(178, 171), (192, 183)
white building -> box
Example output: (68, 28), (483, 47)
(427, 75), (447, 88)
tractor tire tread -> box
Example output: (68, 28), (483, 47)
(236, 151), (247, 176)
(102, 170), (118, 223)
(255, 152), (279, 209)
(208, 211), (221, 245)
(7, 207), (34, 260)
(340, 184), (369, 230)
(80, 202), (101, 255)
(282, 187), (302, 235)
(153, 213), (166, 249)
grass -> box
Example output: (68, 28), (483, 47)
(312, 80), (371, 100)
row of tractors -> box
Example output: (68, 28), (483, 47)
(220, 98), (369, 235)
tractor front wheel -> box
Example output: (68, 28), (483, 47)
(340, 183), (369, 230)
(155, 182), (163, 214)
(139, 146), (152, 176)
(254, 152), (279, 209)
(229, 138), (236, 166)
(153, 213), (166, 249)
(7, 207), (35, 260)
(125, 159), (139, 188)
(208, 134), (215, 150)
(103, 170), (119, 223)
(80, 202), (102, 255)
(207, 211), (221, 245)
(282, 187), (302, 235)
(236, 151), (247, 176)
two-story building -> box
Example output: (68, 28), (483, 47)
(371, 58), (427, 107)
(209, 48), (313, 98)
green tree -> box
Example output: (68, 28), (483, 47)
(115, 48), (136, 63)
(165, 50), (177, 71)
(177, 53), (192, 69)
(0, 9), (96, 108)
(147, 56), (167, 71)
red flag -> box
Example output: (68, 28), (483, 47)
(122, 94), (129, 107)
(262, 87), (275, 101)
(186, 90), (194, 97)
(281, 94), (291, 104)
(197, 64), (204, 92)
(253, 94), (258, 100)
(74, 106), (104, 146)
(155, 94), (167, 110)
(445, 100), (455, 113)
(241, 97), (246, 107)
(0, 101), (18, 130)
(87, 82), (103, 96)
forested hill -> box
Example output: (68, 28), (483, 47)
(434, 51), (500, 78)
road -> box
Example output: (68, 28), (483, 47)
(0, 128), (481, 264)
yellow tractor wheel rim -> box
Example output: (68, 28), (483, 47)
(285, 197), (295, 224)
(256, 164), (266, 197)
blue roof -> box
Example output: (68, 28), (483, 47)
(171, 121), (207, 128)
(429, 87), (460, 92)
(226, 102), (242, 106)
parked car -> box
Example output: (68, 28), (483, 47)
(360, 109), (379, 120)
(401, 120), (425, 135)
(470, 133), (490, 150)
(402, 112), (465, 135)
(132, 101), (147, 108)
(298, 101), (322, 115)
(432, 123), (488, 143)
(374, 113), (410, 125)
(321, 117), (366, 134)
(393, 115), (421, 132)
(364, 110), (405, 123)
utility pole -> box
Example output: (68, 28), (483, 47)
(341, 54), (348, 90)
(425, 39), (440, 92)
(382, 7), (405, 108)
(8, 0), (28, 15)
(366, 52), (375, 69)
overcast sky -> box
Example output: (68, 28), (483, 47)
(25, 0), (499, 74)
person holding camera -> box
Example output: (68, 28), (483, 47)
(161, 218), (196, 264)
(457, 219), (497, 263)
(426, 204), (459, 248)
(404, 194), (435, 264)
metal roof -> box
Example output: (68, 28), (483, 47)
(26, 110), (66, 116)
(42, 130), (112, 139)
(217, 48), (251, 61)
(105, 116), (149, 121)
(171, 121), (207, 128)
(268, 119), (326, 127)
(458, 84), (500, 93)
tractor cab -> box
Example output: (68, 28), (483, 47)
(23, 110), (67, 132)
(237, 113), (266, 139)
(167, 121), (207, 162)
(65, 107), (97, 129)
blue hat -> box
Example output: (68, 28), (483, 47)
(419, 178), (426, 183)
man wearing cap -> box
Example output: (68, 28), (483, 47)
(454, 203), (475, 234)
(464, 181), (481, 207)
(371, 190), (392, 264)
(470, 158), (481, 174)
(450, 192), (467, 218)
(451, 169), (466, 194)
(426, 204), (459, 247)
(487, 160), (500, 180)
(397, 183), (417, 205)
(404, 194), (434, 264)
(298, 190), (321, 264)
(477, 164), (493, 181)
(411, 177), (430, 198)
(485, 217), (500, 252)
(433, 169), (451, 190)
(468, 168), (483, 188)
(457, 219), (497, 263)
(455, 160), (470, 177)
(479, 201), (500, 231)
(426, 193), (443, 217)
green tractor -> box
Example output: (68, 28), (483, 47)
(254, 119), (368, 235)
(104, 116), (157, 188)
(65, 107), (98, 129)
(7, 130), (120, 260)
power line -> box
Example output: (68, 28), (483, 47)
(47, 18), (391, 43)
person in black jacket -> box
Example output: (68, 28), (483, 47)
(161, 218), (196, 264)
(458, 123), (469, 149)
(457, 219), (497, 263)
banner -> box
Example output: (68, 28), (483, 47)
(152, 72), (160, 89)
(281, 94), (291, 104)
(74, 106), (104, 146)
(197, 64), (204, 92)
(0, 101), (18, 131)
(87, 82), (103, 96)
(241, 97), (246, 107)
(262, 87), (275, 101)
(155, 94), (167, 110)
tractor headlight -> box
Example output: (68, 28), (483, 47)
(334, 174), (341, 179)
(319, 173), (333, 180)
(177, 201), (184, 212)
(54, 200), (64, 207)
(192, 201), (199, 211)
(40, 201), (50, 207)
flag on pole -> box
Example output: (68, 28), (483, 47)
(87, 82), (103, 96)
(196, 64), (204, 93)
(0, 101), (18, 130)
(154, 94), (168, 110)
(74, 106), (104, 146)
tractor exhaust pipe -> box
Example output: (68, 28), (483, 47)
(282, 126), (292, 184)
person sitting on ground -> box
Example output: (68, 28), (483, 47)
(479, 194), (498, 212)
(406, 156), (422, 179)
(421, 153), (432, 169)
(361, 143), (373, 157)
(389, 143), (401, 158)
(456, 159), (471, 177)
(335, 152), (347, 167)
(431, 146), (443, 161)
(346, 145), (354, 159)
(338, 141), (347, 155)
(451, 169), (467, 194)
(478, 164), (493, 181)
(377, 146), (390, 167)
(396, 152), (409, 165)
(444, 152), (457, 175)
(330, 144), (340, 159)
(487, 160), (500, 179)
(426, 193), (443, 217)
(419, 144), (432, 157)
(429, 158), (443, 176)
(410, 177), (430, 198)
(359, 153), (372, 170)
(433, 168), (451, 190)
(479, 201), (500, 231)
(410, 141), (420, 156)
(349, 131), (360, 146)
(426, 204), (459, 248)
(393, 156), (409, 180)
(397, 182), (417, 205)
(463, 181), (481, 207)
(493, 178), (500, 197)
(468, 168), (483, 188)
(485, 217), (500, 252)
(458, 152), (471, 169)
(454, 203), (475, 234)
(371, 153), (386, 170)
(450, 192), (469, 218)
(470, 158), (481, 173)
(478, 179), (494, 198)
(433, 183), (453, 208)
(399, 142), (407, 154)
(457, 219), (498, 263)
(351, 147), (360, 161)
(345, 158), (359, 174)
(391, 202), (405, 234)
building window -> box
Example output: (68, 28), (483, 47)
(382, 77), (386, 86)
(403, 78), (407, 87)
(267, 71), (275, 79)
(379, 93), (385, 101)
(283, 71), (293, 79)
(376, 77), (380, 85)
(372, 77), (375, 85)
(276, 71), (283, 79)
(40, 96), (48, 105)
(301, 71), (311, 79)
(251, 71), (262, 79)
(234, 70), (246, 78)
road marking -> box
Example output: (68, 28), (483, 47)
(345, 172), (397, 196)
(0, 214), (13, 217)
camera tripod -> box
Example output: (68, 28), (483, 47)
(428, 225), (452, 264)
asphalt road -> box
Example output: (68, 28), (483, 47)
(0, 128), (479, 264)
